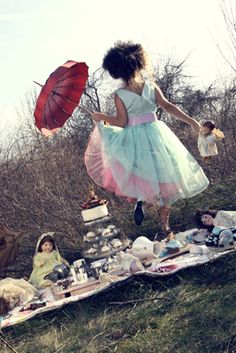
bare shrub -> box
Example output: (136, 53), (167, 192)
(0, 62), (235, 277)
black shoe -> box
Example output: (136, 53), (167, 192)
(134, 201), (144, 226)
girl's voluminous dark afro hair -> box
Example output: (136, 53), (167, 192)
(102, 41), (147, 82)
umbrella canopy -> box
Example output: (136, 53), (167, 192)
(34, 60), (89, 136)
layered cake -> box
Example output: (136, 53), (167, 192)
(83, 224), (131, 259)
(80, 189), (109, 225)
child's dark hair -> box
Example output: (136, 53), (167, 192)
(38, 235), (56, 252)
(202, 120), (215, 131)
(102, 41), (148, 83)
(193, 208), (218, 231)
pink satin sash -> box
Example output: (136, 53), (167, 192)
(127, 113), (157, 126)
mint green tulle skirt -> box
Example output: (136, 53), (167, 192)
(84, 119), (209, 205)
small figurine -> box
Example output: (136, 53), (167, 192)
(29, 232), (69, 288)
(80, 188), (108, 209)
(198, 120), (224, 162)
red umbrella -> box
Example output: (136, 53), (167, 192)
(34, 60), (90, 136)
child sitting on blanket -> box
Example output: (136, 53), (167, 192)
(194, 209), (236, 250)
(29, 232), (69, 288)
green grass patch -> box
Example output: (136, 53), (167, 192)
(2, 253), (236, 353)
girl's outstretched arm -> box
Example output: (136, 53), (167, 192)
(91, 94), (128, 128)
(155, 85), (201, 134)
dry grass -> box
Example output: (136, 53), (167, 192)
(1, 251), (236, 353)
(1, 67), (236, 352)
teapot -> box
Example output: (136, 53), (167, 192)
(131, 236), (161, 259)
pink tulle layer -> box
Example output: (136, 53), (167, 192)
(84, 123), (184, 205)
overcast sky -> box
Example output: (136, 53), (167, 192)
(0, 0), (233, 137)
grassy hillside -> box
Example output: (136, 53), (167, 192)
(1, 178), (236, 353)
(1, 60), (236, 353)
(1, 252), (236, 353)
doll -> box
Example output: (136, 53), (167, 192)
(194, 209), (236, 230)
(198, 120), (224, 162)
(194, 208), (236, 250)
(80, 188), (108, 210)
(29, 232), (69, 288)
(0, 278), (39, 311)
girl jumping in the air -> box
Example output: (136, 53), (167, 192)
(84, 41), (209, 238)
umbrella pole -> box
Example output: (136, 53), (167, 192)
(33, 81), (43, 88)
(78, 105), (93, 115)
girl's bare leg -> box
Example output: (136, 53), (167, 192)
(158, 205), (170, 232)
(158, 205), (175, 241)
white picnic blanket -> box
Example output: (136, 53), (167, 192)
(1, 228), (235, 329)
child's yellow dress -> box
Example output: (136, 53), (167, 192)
(29, 233), (69, 288)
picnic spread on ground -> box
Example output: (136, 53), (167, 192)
(1, 196), (235, 329)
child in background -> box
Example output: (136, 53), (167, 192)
(198, 120), (224, 162)
(29, 232), (69, 288)
(84, 41), (209, 238)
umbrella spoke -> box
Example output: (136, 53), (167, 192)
(47, 95), (71, 127)
(43, 99), (61, 129)
(53, 89), (84, 104)
(50, 90), (80, 107)
(56, 73), (88, 83)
